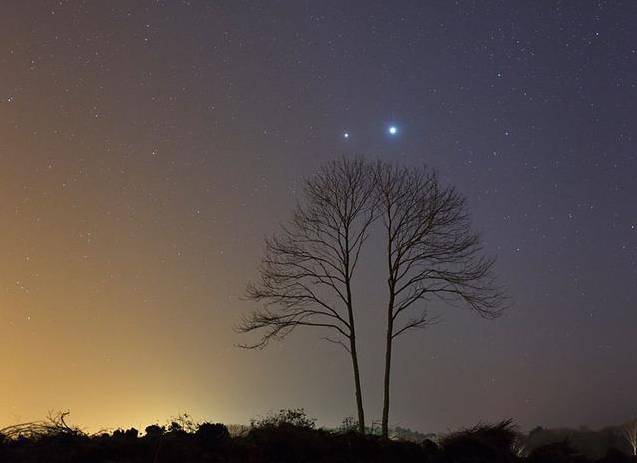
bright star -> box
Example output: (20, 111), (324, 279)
(343, 132), (350, 139)
(388, 125), (398, 135)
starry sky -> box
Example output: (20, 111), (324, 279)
(1, 1), (636, 433)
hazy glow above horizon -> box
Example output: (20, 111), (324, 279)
(1, 0), (635, 434)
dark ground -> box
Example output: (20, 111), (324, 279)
(1, 413), (636, 463)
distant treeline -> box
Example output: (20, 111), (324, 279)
(0, 410), (635, 463)
(391, 422), (635, 459)
(522, 425), (634, 460)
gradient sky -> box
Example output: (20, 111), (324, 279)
(1, 1), (636, 434)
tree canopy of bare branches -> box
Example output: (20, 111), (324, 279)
(239, 158), (507, 438)
(374, 161), (507, 438)
(238, 157), (376, 433)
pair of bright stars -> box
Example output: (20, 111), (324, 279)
(343, 125), (399, 140)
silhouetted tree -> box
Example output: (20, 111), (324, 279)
(239, 157), (376, 433)
(373, 162), (507, 438)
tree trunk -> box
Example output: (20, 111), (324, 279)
(381, 293), (394, 439)
(345, 253), (365, 434)
(349, 334), (366, 433)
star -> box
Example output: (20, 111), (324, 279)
(343, 132), (350, 139)
(388, 125), (398, 135)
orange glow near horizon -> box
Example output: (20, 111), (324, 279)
(3, 0), (636, 435)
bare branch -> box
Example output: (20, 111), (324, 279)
(239, 157), (377, 350)
(392, 312), (440, 339)
(322, 336), (352, 353)
(375, 160), (508, 438)
(375, 161), (508, 323)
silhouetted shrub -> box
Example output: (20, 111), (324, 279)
(245, 421), (326, 459)
(3, 414), (631, 463)
(391, 425), (434, 442)
(251, 408), (317, 429)
(125, 427), (139, 439)
(113, 427), (139, 439)
(597, 448), (634, 463)
(421, 437), (441, 456)
(167, 420), (190, 437)
(524, 426), (625, 459)
(440, 419), (519, 463)
(528, 440), (588, 463)
(166, 413), (199, 434)
(196, 422), (230, 444)
(144, 424), (165, 438)
(338, 416), (359, 433)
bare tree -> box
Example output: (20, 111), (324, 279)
(623, 420), (637, 456)
(374, 162), (507, 438)
(238, 157), (376, 433)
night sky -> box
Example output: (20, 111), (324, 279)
(1, 1), (636, 433)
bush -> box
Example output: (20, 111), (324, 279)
(440, 419), (519, 463)
(528, 440), (588, 463)
(597, 448), (633, 463)
(251, 408), (317, 430)
(1, 414), (627, 463)
(167, 413), (199, 434)
(112, 427), (139, 439)
(338, 416), (358, 433)
(196, 422), (230, 445)
(421, 437), (440, 455)
(124, 427), (139, 439)
(144, 424), (165, 438)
